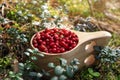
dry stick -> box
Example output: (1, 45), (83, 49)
(87, 0), (94, 16)
(1, 4), (5, 17)
(12, 59), (19, 73)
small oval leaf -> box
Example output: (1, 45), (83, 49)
(48, 63), (55, 68)
(24, 52), (30, 56)
(59, 75), (67, 80)
(92, 72), (100, 77)
(51, 76), (58, 80)
(54, 66), (64, 75)
(31, 56), (37, 60)
(27, 49), (33, 53)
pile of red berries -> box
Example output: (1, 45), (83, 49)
(32, 28), (79, 53)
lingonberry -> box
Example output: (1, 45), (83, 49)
(32, 28), (79, 53)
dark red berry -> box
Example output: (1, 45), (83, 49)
(32, 28), (78, 53)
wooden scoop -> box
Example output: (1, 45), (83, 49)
(30, 30), (111, 71)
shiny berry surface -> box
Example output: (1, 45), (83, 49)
(32, 28), (79, 53)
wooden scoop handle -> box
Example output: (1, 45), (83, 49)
(73, 31), (111, 46)
(70, 31), (111, 67)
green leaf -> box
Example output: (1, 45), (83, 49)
(9, 71), (14, 75)
(88, 68), (100, 77)
(24, 52), (30, 56)
(34, 48), (39, 52)
(16, 76), (23, 80)
(37, 53), (44, 57)
(92, 72), (100, 77)
(31, 56), (37, 60)
(59, 58), (67, 66)
(88, 68), (93, 74)
(37, 73), (43, 78)
(59, 75), (67, 80)
(27, 49), (33, 53)
(29, 72), (37, 77)
(48, 63), (55, 68)
(51, 76), (58, 80)
(66, 66), (74, 78)
(17, 73), (22, 76)
(54, 66), (64, 75)
(19, 63), (24, 68)
(18, 63), (24, 73)
(70, 58), (80, 65)
(9, 71), (15, 78)
(11, 11), (15, 15)
(23, 38), (27, 42)
(73, 65), (78, 72)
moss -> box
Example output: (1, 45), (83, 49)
(94, 12), (105, 20)
(108, 33), (120, 48)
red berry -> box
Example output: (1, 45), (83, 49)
(52, 44), (57, 48)
(53, 28), (58, 32)
(42, 41), (46, 45)
(33, 39), (37, 44)
(50, 42), (55, 46)
(33, 43), (38, 48)
(72, 43), (77, 48)
(38, 39), (42, 44)
(54, 33), (59, 40)
(45, 33), (51, 38)
(39, 44), (47, 52)
(60, 47), (65, 52)
(60, 41), (68, 49)
(52, 48), (57, 53)
(32, 28), (78, 53)
(36, 32), (40, 37)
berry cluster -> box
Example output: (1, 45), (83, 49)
(32, 28), (78, 53)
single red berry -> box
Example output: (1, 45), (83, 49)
(53, 28), (58, 32)
(42, 41), (46, 45)
(39, 44), (47, 51)
(60, 41), (68, 49)
(52, 44), (57, 48)
(33, 43), (38, 48)
(36, 32), (40, 37)
(38, 39), (42, 44)
(60, 47), (65, 52)
(50, 42), (55, 46)
(54, 33), (59, 40)
(33, 39), (37, 44)
(52, 48), (57, 53)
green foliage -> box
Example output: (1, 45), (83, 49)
(78, 68), (100, 80)
(25, 48), (44, 58)
(94, 46), (120, 64)
(74, 17), (98, 32)
(88, 68), (100, 77)
(8, 71), (23, 80)
(0, 57), (11, 69)
(94, 46), (120, 80)
(54, 66), (64, 75)
(5, 27), (28, 43)
(94, 12), (105, 20)
(48, 62), (55, 68)
(58, 0), (90, 17)
(48, 58), (80, 80)
(6, 0), (46, 24)
(105, 72), (119, 80)
(17, 48), (45, 79)
(74, 46), (120, 80)
(6, 9), (33, 24)
(22, 48), (44, 70)
(109, 33), (120, 47)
